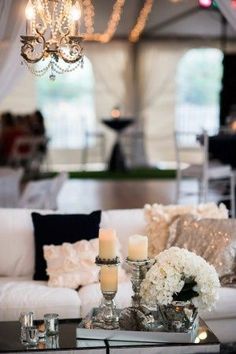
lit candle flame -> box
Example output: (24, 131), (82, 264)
(25, 0), (35, 20)
(111, 108), (121, 119)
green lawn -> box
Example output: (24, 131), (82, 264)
(36, 168), (176, 180)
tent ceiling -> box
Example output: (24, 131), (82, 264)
(86, 0), (236, 40)
(1, 0), (236, 44)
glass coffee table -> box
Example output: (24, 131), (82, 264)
(0, 318), (220, 353)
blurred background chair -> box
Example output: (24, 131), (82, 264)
(174, 130), (235, 216)
(0, 168), (23, 207)
(81, 128), (106, 168)
(121, 130), (147, 168)
(18, 172), (68, 210)
(8, 136), (49, 175)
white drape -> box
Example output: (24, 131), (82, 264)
(86, 42), (134, 118)
(137, 42), (188, 163)
(0, 0), (27, 103)
(86, 42), (135, 158)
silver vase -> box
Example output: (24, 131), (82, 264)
(157, 301), (198, 332)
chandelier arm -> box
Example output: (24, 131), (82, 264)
(58, 34), (83, 63)
(59, 48), (83, 64)
(20, 30), (47, 64)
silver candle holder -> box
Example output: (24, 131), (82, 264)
(92, 256), (120, 330)
(119, 258), (155, 331)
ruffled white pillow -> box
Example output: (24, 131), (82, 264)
(144, 202), (228, 257)
(44, 238), (127, 289)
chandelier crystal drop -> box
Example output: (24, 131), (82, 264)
(21, 0), (84, 80)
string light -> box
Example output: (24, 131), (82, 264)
(83, 0), (125, 43)
(82, 0), (95, 34)
(129, 0), (153, 43)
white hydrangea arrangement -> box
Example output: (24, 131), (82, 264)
(140, 247), (220, 311)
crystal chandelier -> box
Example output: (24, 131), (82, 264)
(21, 0), (84, 80)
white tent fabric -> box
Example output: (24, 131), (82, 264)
(137, 42), (188, 163)
(216, 0), (236, 32)
(0, 0), (26, 102)
(86, 42), (134, 119)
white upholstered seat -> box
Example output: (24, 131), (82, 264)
(0, 277), (80, 321)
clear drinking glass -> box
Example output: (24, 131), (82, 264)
(44, 313), (59, 336)
(19, 312), (34, 343)
(25, 326), (39, 347)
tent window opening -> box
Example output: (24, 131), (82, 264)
(175, 48), (223, 145)
(36, 57), (95, 149)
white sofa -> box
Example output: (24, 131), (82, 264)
(0, 208), (235, 343)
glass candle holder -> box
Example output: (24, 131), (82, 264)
(126, 258), (152, 308)
(119, 258), (155, 331)
(46, 334), (60, 349)
(19, 312), (34, 343)
(25, 326), (39, 347)
(44, 313), (59, 336)
(92, 257), (120, 329)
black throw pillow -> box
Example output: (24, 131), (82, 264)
(32, 211), (101, 280)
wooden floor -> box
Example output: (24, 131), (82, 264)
(58, 179), (200, 213)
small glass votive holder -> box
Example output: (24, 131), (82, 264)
(25, 326), (39, 347)
(46, 334), (59, 349)
(19, 312), (34, 343)
(44, 313), (59, 336)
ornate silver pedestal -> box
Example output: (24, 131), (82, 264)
(119, 258), (155, 331)
(92, 256), (120, 330)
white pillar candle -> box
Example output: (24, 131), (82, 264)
(128, 234), (148, 261)
(100, 266), (118, 292)
(99, 228), (117, 260)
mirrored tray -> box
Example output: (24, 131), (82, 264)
(76, 308), (199, 344)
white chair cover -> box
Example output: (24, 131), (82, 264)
(18, 172), (68, 210)
(0, 168), (23, 207)
(174, 130), (235, 216)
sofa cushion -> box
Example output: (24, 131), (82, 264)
(167, 215), (236, 277)
(144, 203), (228, 257)
(78, 280), (132, 318)
(100, 209), (146, 258)
(32, 211), (101, 281)
(0, 277), (80, 321)
(200, 287), (236, 321)
(0, 208), (53, 277)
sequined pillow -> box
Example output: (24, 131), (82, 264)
(144, 202), (228, 258)
(167, 214), (236, 277)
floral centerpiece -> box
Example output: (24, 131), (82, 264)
(140, 247), (220, 332)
